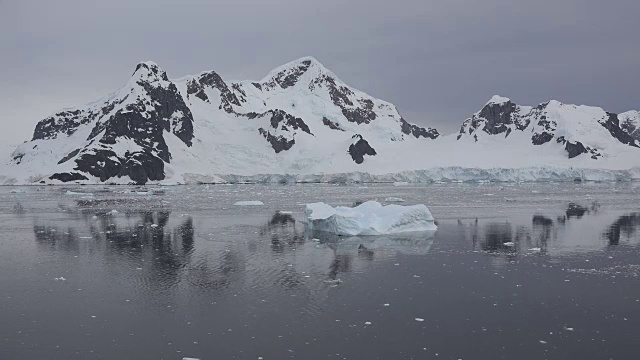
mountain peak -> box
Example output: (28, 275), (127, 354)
(131, 61), (169, 84)
(259, 56), (336, 89)
(486, 95), (511, 105)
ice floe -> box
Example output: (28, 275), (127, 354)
(305, 201), (437, 236)
(234, 200), (264, 206)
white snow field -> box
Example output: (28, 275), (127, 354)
(305, 201), (437, 236)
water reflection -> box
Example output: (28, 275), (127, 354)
(34, 210), (195, 293)
(605, 213), (640, 246)
(464, 204), (640, 255)
(31, 207), (436, 301)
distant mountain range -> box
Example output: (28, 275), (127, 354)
(2, 57), (639, 185)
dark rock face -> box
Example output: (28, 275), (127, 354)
(531, 132), (554, 145)
(268, 110), (312, 135)
(621, 115), (640, 142)
(186, 71), (241, 113)
(348, 134), (377, 164)
(265, 60), (312, 89)
(556, 136), (600, 159)
(255, 110), (312, 153)
(87, 65), (194, 164)
(565, 141), (587, 158)
(600, 113), (639, 147)
(477, 100), (527, 133)
(322, 117), (344, 131)
(312, 75), (377, 125)
(49, 172), (89, 182)
(73, 150), (165, 184)
(457, 100), (528, 140)
(529, 103), (557, 145)
(258, 128), (295, 153)
(400, 118), (439, 139)
(57, 149), (81, 164)
(32, 98), (126, 141)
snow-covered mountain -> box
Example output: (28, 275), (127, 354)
(2, 57), (640, 185)
(457, 95), (639, 159)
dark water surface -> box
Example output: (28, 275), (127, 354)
(1, 183), (640, 359)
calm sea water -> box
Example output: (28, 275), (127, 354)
(1, 183), (640, 360)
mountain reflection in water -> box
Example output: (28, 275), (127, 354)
(460, 204), (640, 254)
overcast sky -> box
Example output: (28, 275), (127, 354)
(1, 0), (638, 146)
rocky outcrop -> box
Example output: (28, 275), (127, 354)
(348, 134), (377, 164)
(322, 117), (344, 131)
(258, 128), (295, 153)
(600, 113), (639, 147)
(400, 118), (439, 139)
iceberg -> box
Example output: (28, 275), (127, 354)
(305, 201), (437, 236)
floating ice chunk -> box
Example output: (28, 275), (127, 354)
(323, 279), (343, 284)
(65, 191), (94, 196)
(503, 242), (515, 247)
(384, 197), (405, 203)
(9, 189), (25, 194)
(305, 201), (437, 236)
(54, 277), (67, 281)
(528, 247), (541, 252)
(415, 318), (425, 322)
(234, 201), (264, 206)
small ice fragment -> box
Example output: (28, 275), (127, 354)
(323, 279), (343, 284)
(564, 327), (574, 331)
(415, 318), (425, 322)
(364, 322), (372, 325)
(91, 315), (97, 318)
(384, 197), (405, 203)
(483, 194), (494, 196)
(383, 303), (390, 307)
(10, 189), (25, 194)
(182, 358), (200, 360)
(54, 277), (67, 281)
(539, 340), (547, 344)
(393, 182), (409, 186)
(234, 201), (264, 206)
(278, 211), (293, 215)
(528, 247), (541, 252)
(150, 224), (158, 228)
(503, 242), (515, 247)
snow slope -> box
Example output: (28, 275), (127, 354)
(1, 58), (639, 185)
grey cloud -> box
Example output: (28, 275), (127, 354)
(0, 0), (638, 146)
